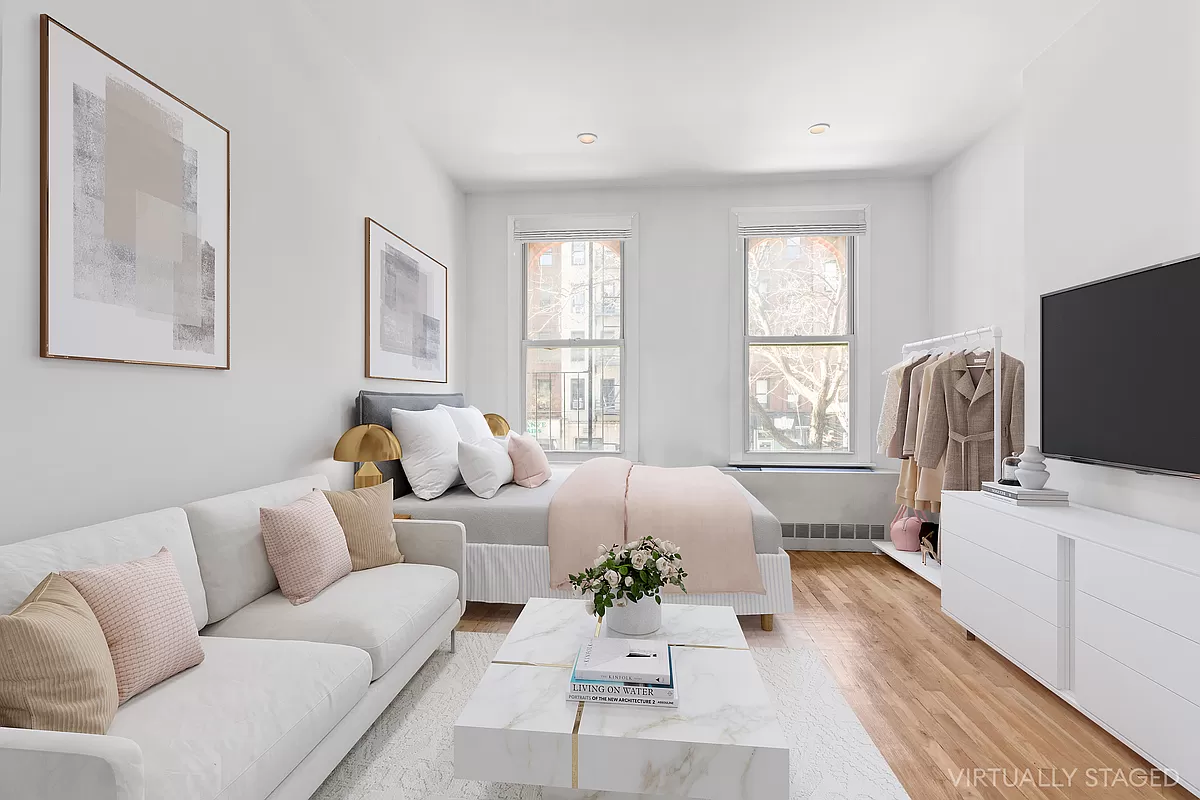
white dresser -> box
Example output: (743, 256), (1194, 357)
(941, 492), (1200, 796)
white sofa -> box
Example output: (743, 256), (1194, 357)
(0, 475), (466, 800)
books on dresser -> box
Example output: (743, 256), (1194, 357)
(569, 639), (677, 707)
(982, 481), (1069, 506)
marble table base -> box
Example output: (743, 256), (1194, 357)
(455, 599), (789, 800)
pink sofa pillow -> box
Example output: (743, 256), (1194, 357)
(62, 548), (205, 704)
(259, 490), (352, 605)
(508, 433), (552, 488)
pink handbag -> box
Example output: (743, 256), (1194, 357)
(889, 506), (924, 552)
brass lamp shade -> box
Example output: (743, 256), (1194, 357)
(484, 413), (511, 436)
(334, 424), (402, 489)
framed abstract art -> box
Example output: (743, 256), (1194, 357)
(41, 15), (230, 369)
(365, 217), (448, 383)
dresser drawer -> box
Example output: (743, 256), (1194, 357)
(1076, 641), (1200, 790)
(1075, 590), (1200, 708)
(943, 566), (1061, 687)
(1076, 541), (1200, 645)
(943, 532), (1060, 625)
(941, 495), (1060, 579)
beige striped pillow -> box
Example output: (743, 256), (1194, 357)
(323, 481), (404, 570)
(0, 573), (118, 734)
(63, 548), (205, 704)
(260, 490), (352, 603)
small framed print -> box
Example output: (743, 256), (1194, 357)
(365, 217), (448, 382)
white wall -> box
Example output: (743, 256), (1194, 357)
(1023, 0), (1200, 532)
(931, 113), (1026, 358)
(465, 178), (931, 469)
(0, 1), (466, 542)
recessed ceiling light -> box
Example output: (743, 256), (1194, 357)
(577, 132), (598, 145)
(808, 123), (831, 135)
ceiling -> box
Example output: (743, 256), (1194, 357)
(304, 0), (1096, 192)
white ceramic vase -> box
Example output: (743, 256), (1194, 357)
(605, 595), (662, 636)
(1015, 445), (1050, 490)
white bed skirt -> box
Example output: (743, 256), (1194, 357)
(464, 543), (795, 615)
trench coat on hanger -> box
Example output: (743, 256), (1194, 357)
(916, 351), (1025, 492)
(913, 351), (954, 510)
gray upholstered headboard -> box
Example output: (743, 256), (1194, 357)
(354, 390), (466, 498)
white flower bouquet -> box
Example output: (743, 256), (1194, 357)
(568, 536), (688, 618)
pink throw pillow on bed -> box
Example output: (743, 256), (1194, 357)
(509, 433), (552, 488)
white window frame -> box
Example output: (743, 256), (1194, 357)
(728, 205), (872, 466)
(506, 213), (640, 462)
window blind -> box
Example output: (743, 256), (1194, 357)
(736, 207), (867, 238)
(512, 214), (636, 242)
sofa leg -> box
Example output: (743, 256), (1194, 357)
(760, 614), (774, 632)
(450, 630), (457, 653)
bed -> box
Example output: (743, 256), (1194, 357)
(355, 390), (795, 626)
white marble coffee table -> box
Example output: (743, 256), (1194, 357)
(454, 598), (789, 799)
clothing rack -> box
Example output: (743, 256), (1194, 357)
(900, 325), (1003, 478)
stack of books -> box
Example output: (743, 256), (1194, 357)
(982, 481), (1069, 506)
(568, 638), (677, 708)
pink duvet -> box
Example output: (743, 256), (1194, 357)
(548, 457), (765, 595)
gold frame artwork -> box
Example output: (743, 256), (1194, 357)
(364, 217), (449, 383)
(40, 15), (231, 369)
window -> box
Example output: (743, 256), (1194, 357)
(534, 374), (553, 413)
(731, 207), (865, 463)
(601, 378), (618, 413)
(570, 376), (586, 410)
(514, 213), (636, 458)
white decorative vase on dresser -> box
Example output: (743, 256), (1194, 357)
(605, 595), (662, 635)
(1015, 444), (1050, 489)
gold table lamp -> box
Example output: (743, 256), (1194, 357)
(334, 424), (402, 488)
(484, 413), (510, 436)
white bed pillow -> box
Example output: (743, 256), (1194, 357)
(457, 437), (514, 499)
(438, 404), (494, 445)
(390, 407), (463, 500)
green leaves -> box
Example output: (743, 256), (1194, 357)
(567, 538), (688, 607)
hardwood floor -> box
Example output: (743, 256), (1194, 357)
(458, 550), (1190, 800)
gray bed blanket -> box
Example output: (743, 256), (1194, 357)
(392, 467), (783, 554)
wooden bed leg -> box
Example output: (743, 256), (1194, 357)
(760, 614), (774, 632)
(964, 630), (976, 641)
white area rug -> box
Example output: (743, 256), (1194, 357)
(313, 632), (909, 800)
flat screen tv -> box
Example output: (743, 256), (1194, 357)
(1041, 255), (1200, 479)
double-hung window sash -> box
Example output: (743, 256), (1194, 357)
(734, 206), (866, 461)
(516, 214), (635, 455)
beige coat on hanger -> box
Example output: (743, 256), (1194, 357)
(913, 351), (953, 510)
(916, 352), (1025, 492)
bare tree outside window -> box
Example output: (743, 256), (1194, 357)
(745, 236), (852, 453)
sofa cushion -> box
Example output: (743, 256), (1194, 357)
(260, 491), (352, 605)
(184, 475), (330, 624)
(63, 548), (205, 704)
(0, 573), (118, 734)
(322, 481), (404, 571)
(202, 563), (458, 680)
(107, 636), (369, 800)
(0, 508), (208, 629)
